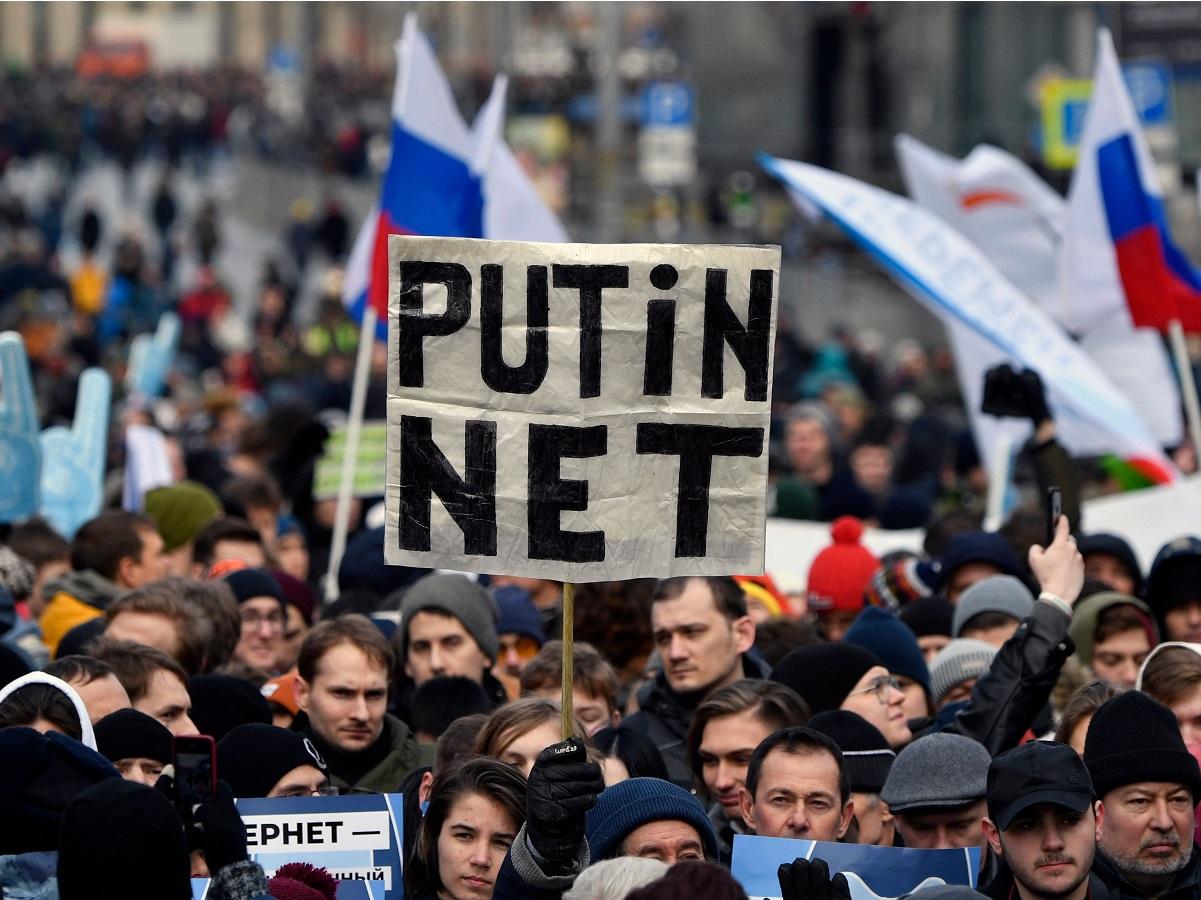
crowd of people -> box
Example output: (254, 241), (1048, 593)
(2, 454), (1201, 900)
(5, 56), (1201, 900)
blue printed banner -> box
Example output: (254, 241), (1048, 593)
(732, 836), (980, 900)
(192, 793), (404, 899)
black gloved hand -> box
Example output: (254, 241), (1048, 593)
(778, 858), (852, 900)
(192, 781), (249, 874)
(1015, 367), (1051, 426)
(525, 739), (605, 872)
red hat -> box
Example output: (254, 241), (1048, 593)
(807, 517), (880, 614)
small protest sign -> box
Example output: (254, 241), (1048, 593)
(191, 793), (404, 899)
(732, 836), (980, 900)
(314, 422), (389, 500)
(384, 236), (781, 582)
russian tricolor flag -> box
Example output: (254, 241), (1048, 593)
(1062, 29), (1201, 336)
(343, 16), (486, 340)
(344, 16), (568, 341)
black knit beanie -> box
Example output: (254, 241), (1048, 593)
(94, 708), (173, 765)
(1084, 690), (1201, 801)
(217, 723), (328, 798)
(58, 779), (191, 900)
(188, 673), (273, 740)
(899, 595), (954, 638)
(809, 709), (895, 793)
(771, 643), (884, 714)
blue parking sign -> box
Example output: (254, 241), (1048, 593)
(641, 81), (695, 127)
(1123, 61), (1174, 126)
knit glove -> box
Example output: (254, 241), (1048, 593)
(193, 781), (250, 874)
(778, 858), (852, 900)
(525, 739), (604, 870)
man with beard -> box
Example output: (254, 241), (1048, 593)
(983, 741), (1107, 900)
(626, 576), (761, 788)
(1085, 691), (1201, 900)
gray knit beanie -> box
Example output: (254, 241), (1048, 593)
(399, 574), (499, 664)
(880, 733), (990, 811)
(952, 575), (1033, 637)
(928, 638), (997, 706)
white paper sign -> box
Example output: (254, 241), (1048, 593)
(384, 235), (781, 581)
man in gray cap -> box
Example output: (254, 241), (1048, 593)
(953, 575), (1035, 647)
(881, 732), (991, 849)
(399, 573), (506, 705)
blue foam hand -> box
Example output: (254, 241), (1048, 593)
(40, 368), (112, 537)
(126, 312), (180, 399)
(0, 333), (42, 522)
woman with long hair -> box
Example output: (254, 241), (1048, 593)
(405, 758), (526, 900)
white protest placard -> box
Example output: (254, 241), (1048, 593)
(384, 236), (781, 581)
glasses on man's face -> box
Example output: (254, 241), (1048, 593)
(275, 784), (339, 799)
(241, 610), (285, 631)
(850, 674), (902, 705)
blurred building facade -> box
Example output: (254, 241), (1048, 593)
(4, 2), (1201, 204)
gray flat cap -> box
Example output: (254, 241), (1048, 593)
(880, 732), (990, 811)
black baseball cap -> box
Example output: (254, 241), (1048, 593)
(987, 741), (1094, 831)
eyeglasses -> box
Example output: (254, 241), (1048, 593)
(850, 674), (902, 705)
(275, 784), (339, 799)
(241, 610), (285, 630)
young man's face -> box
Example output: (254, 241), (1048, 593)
(296, 642), (389, 752)
(234, 597), (285, 673)
(1091, 628), (1151, 689)
(1164, 600), (1201, 644)
(528, 685), (616, 736)
(404, 610), (490, 686)
(1084, 553), (1136, 596)
(698, 709), (777, 821)
(740, 747), (852, 841)
(135, 669), (196, 736)
(120, 527), (169, 589)
(984, 804), (1099, 900)
(651, 580), (753, 697)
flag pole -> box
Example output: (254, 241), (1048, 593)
(561, 582), (575, 739)
(984, 433), (1014, 532)
(323, 305), (377, 603)
(1168, 319), (1201, 465)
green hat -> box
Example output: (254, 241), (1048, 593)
(144, 481), (221, 552)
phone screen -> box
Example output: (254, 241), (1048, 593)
(174, 742), (215, 807)
(1046, 487), (1062, 546)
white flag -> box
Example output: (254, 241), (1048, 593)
(896, 134), (1182, 446)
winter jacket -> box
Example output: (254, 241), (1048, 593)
(1091, 847), (1201, 900)
(983, 859), (1121, 900)
(0, 851), (57, 900)
(931, 597), (1074, 756)
(624, 651), (771, 789)
(294, 712), (419, 794)
(39, 570), (123, 655)
(493, 823), (588, 900)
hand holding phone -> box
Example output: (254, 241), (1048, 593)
(1045, 486), (1062, 547)
(173, 735), (216, 810)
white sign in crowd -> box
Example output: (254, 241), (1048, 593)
(384, 235), (781, 582)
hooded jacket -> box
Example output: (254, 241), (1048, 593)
(39, 570), (123, 655)
(925, 597), (1074, 756)
(624, 650), (771, 789)
(1069, 592), (1157, 669)
(293, 711), (419, 794)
